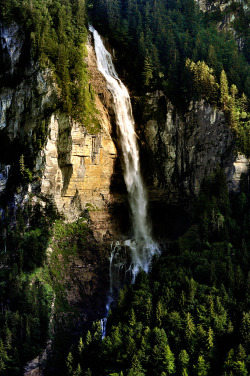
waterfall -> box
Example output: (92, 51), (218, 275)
(89, 26), (159, 335)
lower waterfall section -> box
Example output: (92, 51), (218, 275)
(90, 26), (160, 334)
(101, 240), (161, 337)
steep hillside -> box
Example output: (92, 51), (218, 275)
(0, 0), (249, 375)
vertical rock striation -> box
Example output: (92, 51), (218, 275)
(138, 91), (249, 204)
(0, 23), (123, 240)
(0, 24), (249, 238)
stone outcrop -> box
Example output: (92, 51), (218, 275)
(0, 23), (249, 236)
(0, 164), (10, 195)
(0, 22), (24, 75)
(0, 23), (124, 241)
(137, 91), (249, 205)
(195, 0), (248, 50)
(0, 24), (250, 376)
(0, 23), (57, 139)
(34, 35), (124, 239)
(230, 154), (250, 191)
(37, 112), (117, 222)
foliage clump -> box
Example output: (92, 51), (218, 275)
(0, 197), (91, 374)
(0, 200), (57, 373)
(88, 0), (249, 99)
(64, 168), (250, 376)
(0, 0), (100, 131)
(88, 0), (249, 156)
(186, 60), (250, 156)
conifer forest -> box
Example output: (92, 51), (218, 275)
(0, 0), (249, 375)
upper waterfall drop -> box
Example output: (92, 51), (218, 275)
(89, 25), (159, 279)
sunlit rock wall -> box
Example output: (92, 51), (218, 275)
(137, 91), (249, 204)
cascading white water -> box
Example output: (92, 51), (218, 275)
(89, 26), (159, 335)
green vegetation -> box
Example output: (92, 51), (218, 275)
(204, 0), (249, 63)
(186, 60), (250, 156)
(0, 1), (249, 375)
(46, 218), (91, 312)
(88, 0), (249, 99)
(0, 0), (101, 190)
(88, 0), (249, 156)
(0, 198), (91, 374)
(0, 272), (53, 375)
(0, 0), (100, 131)
(0, 115), (51, 192)
(0, 200), (56, 374)
(65, 168), (250, 376)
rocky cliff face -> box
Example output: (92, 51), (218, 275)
(0, 26), (121, 373)
(0, 24), (249, 238)
(1, 25), (249, 374)
(195, 0), (248, 50)
(136, 91), (249, 205)
(0, 23), (125, 241)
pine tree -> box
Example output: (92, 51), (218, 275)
(178, 349), (189, 375)
(129, 309), (136, 327)
(185, 312), (195, 340)
(230, 84), (238, 99)
(152, 328), (175, 374)
(74, 364), (83, 376)
(206, 327), (214, 354)
(164, 345), (175, 374)
(156, 301), (164, 327)
(194, 355), (209, 376)
(223, 348), (235, 373)
(76, 0), (86, 38)
(207, 44), (221, 77)
(19, 154), (25, 174)
(66, 352), (74, 376)
(189, 278), (197, 301)
(85, 331), (92, 346)
(236, 344), (246, 362)
(185, 59), (219, 102)
(127, 355), (145, 376)
(142, 54), (153, 87)
(78, 337), (84, 356)
(232, 361), (248, 376)
(0, 340), (8, 373)
(179, 350), (189, 367)
(180, 290), (186, 309)
(220, 70), (229, 110)
(241, 312), (250, 352)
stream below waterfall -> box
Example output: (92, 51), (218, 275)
(89, 25), (160, 336)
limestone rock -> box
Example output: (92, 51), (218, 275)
(0, 164), (10, 194)
(229, 154), (250, 191)
(0, 88), (13, 130)
(38, 112), (118, 224)
(194, 0), (248, 50)
(34, 34), (121, 240)
(0, 24), (121, 241)
(0, 22), (24, 75)
(0, 23), (249, 241)
(139, 92), (249, 204)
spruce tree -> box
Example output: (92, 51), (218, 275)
(220, 70), (229, 110)
(19, 154), (25, 174)
(142, 54), (153, 87)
